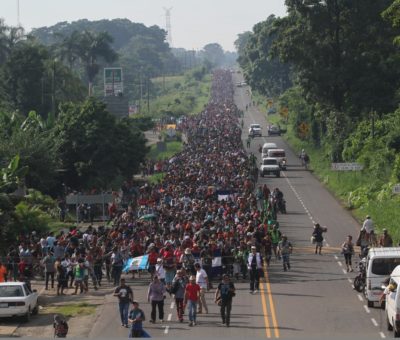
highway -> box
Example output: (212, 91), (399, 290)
(90, 73), (390, 339)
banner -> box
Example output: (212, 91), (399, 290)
(123, 255), (149, 273)
(212, 257), (222, 268)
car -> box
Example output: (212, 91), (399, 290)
(0, 282), (39, 322)
(261, 142), (278, 159)
(268, 125), (281, 136)
(267, 148), (287, 170)
(259, 158), (281, 177)
(249, 124), (262, 137)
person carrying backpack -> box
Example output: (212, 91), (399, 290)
(171, 269), (188, 322)
(54, 315), (69, 338)
(215, 274), (236, 327)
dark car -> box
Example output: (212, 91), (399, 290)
(268, 125), (281, 136)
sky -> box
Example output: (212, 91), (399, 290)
(1, 0), (287, 51)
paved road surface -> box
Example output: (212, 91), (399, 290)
(90, 72), (390, 339)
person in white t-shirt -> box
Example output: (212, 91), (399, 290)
(155, 258), (166, 284)
(195, 263), (208, 314)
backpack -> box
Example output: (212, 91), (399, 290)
(54, 320), (69, 337)
(170, 280), (180, 295)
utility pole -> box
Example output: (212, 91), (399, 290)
(147, 78), (150, 114)
(52, 59), (56, 117)
(17, 0), (20, 26)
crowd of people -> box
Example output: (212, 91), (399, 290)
(0, 70), (292, 336)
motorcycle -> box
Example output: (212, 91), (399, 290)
(353, 258), (366, 293)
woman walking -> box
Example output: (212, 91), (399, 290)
(147, 276), (166, 323)
(342, 235), (355, 272)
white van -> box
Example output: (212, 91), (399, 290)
(365, 248), (400, 308)
(267, 148), (287, 170)
(385, 265), (400, 337)
(261, 143), (277, 159)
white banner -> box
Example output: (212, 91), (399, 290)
(331, 163), (364, 171)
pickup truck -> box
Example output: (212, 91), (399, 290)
(260, 158), (281, 177)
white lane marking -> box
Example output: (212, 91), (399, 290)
(352, 285), (355, 289)
(326, 243), (330, 247)
(380, 332), (386, 338)
(168, 314), (172, 321)
(371, 318), (378, 327)
(334, 255), (339, 260)
(342, 269), (347, 274)
(337, 261), (343, 267)
(364, 305), (371, 314)
(170, 302), (174, 309)
(164, 326), (170, 334)
(357, 294), (363, 301)
(348, 278), (352, 284)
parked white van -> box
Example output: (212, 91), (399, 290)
(267, 148), (287, 170)
(385, 265), (400, 337)
(365, 248), (400, 308)
(261, 143), (278, 159)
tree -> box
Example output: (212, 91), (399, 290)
(52, 98), (147, 190)
(238, 16), (292, 97)
(75, 31), (118, 96)
(202, 43), (225, 67)
(382, 0), (400, 45)
(2, 42), (48, 115)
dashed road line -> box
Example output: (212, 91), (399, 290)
(342, 269), (347, 274)
(380, 332), (386, 338)
(167, 313), (172, 321)
(337, 261), (343, 267)
(363, 305), (371, 314)
(357, 294), (363, 302)
(170, 302), (174, 309)
(164, 326), (170, 334)
(348, 278), (353, 284)
(334, 255), (339, 260)
(371, 318), (378, 327)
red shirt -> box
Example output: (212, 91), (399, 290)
(148, 252), (159, 265)
(185, 283), (200, 302)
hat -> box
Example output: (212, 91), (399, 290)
(132, 300), (139, 305)
(157, 258), (163, 263)
(251, 246), (256, 250)
(366, 215), (371, 219)
(185, 248), (191, 254)
(189, 275), (196, 281)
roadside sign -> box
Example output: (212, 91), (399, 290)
(104, 68), (123, 96)
(393, 184), (400, 194)
(331, 163), (364, 171)
(280, 107), (289, 118)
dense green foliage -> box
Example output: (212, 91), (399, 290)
(239, 0), (400, 238)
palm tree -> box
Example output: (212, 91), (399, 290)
(55, 30), (81, 70)
(77, 31), (118, 96)
(0, 20), (25, 65)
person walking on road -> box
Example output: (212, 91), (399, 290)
(312, 223), (327, 255)
(171, 270), (188, 322)
(184, 275), (201, 326)
(278, 235), (293, 272)
(42, 252), (55, 290)
(379, 229), (393, 247)
(194, 263), (209, 314)
(361, 215), (376, 246)
(128, 301), (145, 338)
(147, 275), (166, 323)
(215, 274), (236, 327)
(341, 235), (355, 272)
(247, 246), (263, 294)
(114, 278), (134, 328)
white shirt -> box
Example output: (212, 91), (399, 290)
(362, 219), (374, 234)
(196, 269), (208, 289)
(155, 264), (166, 279)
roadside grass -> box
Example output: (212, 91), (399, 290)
(259, 100), (400, 241)
(150, 73), (211, 118)
(147, 141), (183, 161)
(43, 302), (97, 317)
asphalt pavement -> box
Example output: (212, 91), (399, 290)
(89, 73), (390, 339)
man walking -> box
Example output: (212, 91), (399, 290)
(114, 278), (134, 328)
(247, 246), (262, 294)
(184, 275), (200, 326)
(171, 270), (187, 322)
(194, 263), (208, 314)
(42, 252), (56, 290)
(215, 274), (235, 327)
(278, 235), (293, 272)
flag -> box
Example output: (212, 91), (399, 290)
(123, 255), (149, 273)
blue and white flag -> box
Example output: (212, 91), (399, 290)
(123, 255), (149, 273)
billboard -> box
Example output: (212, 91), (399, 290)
(104, 68), (123, 96)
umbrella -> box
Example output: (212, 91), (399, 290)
(139, 213), (157, 221)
